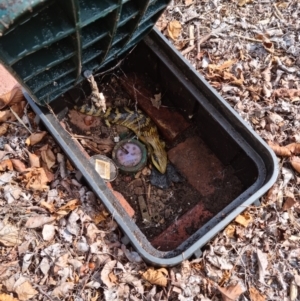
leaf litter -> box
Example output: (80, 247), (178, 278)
(0, 2), (300, 301)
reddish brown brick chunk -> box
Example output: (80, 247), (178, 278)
(120, 73), (190, 142)
(151, 202), (213, 251)
(106, 182), (135, 218)
(168, 136), (224, 196)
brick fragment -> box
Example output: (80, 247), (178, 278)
(120, 73), (190, 142)
(168, 136), (224, 196)
(106, 182), (135, 217)
(151, 202), (213, 251)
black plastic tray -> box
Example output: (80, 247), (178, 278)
(24, 29), (278, 266)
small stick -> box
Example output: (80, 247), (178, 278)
(142, 177), (152, 215)
(24, 103), (33, 131)
(32, 284), (55, 301)
(3, 121), (28, 128)
(273, 3), (284, 19)
(196, 23), (201, 54)
(181, 45), (195, 55)
(9, 107), (32, 134)
(233, 34), (263, 43)
(189, 25), (195, 47)
(147, 184), (151, 201)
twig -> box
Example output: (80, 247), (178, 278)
(142, 177), (152, 216)
(189, 25), (195, 47)
(198, 26), (229, 47)
(9, 107), (32, 134)
(273, 3), (284, 19)
(94, 45), (136, 78)
(181, 45), (195, 55)
(196, 23), (201, 54)
(24, 103), (33, 131)
(233, 34), (263, 43)
(32, 284), (55, 301)
(3, 121), (28, 128)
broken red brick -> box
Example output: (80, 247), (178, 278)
(120, 73), (190, 142)
(151, 202), (213, 251)
(106, 182), (135, 218)
(168, 136), (224, 196)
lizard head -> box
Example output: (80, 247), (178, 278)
(146, 136), (167, 174)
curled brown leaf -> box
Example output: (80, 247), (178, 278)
(142, 267), (168, 287)
(290, 156), (300, 173)
(167, 20), (182, 41)
(0, 85), (25, 110)
(267, 141), (291, 157)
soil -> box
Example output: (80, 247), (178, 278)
(64, 73), (243, 248)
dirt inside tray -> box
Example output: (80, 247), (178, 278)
(63, 73), (243, 249)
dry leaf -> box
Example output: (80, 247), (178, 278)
(54, 253), (69, 271)
(40, 200), (56, 213)
(14, 281), (38, 301)
(22, 253), (34, 273)
(276, 2), (289, 9)
(39, 257), (50, 276)
(101, 260), (117, 288)
(249, 287), (266, 301)
(0, 159), (13, 171)
(26, 150), (40, 168)
(283, 197), (296, 211)
(150, 93), (162, 109)
(21, 167), (49, 191)
(273, 88), (300, 101)
(108, 271), (118, 285)
(235, 212), (253, 227)
(207, 255), (233, 270)
(185, 0), (193, 5)
(11, 159), (26, 172)
(0, 85), (24, 109)
(25, 131), (47, 146)
(218, 283), (244, 301)
(0, 223), (22, 246)
(208, 60), (236, 73)
(25, 215), (55, 228)
(290, 281), (298, 301)
(267, 141), (291, 157)
(42, 224), (55, 241)
(0, 123), (9, 136)
(55, 199), (80, 217)
(294, 274), (300, 286)
(0, 110), (15, 123)
(263, 40), (274, 54)
(290, 156), (300, 173)
(93, 210), (109, 224)
(287, 143), (300, 154)
(167, 20), (182, 41)
(224, 225), (235, 238)
(86, 223), (101, 244)
(0, 293), (19, 301)
(142, 268), (168, 287)
(256, 249), (268, 284)
(41, 148), (56, 169)
(238, 0), (252, 6)
(51, 282), (74, 298)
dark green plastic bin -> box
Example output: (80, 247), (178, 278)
(0, 0), (169, 104)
